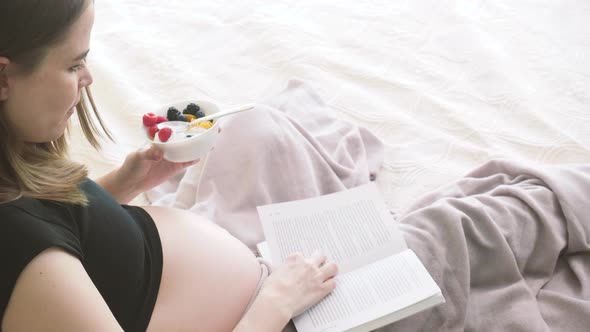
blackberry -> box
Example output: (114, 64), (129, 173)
(167, 107), (181, 121)
(183, 103), (201, 116)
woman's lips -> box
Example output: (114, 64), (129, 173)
(67, 97), (81, 116)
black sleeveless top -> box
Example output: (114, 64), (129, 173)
(0, 179), (162, 332)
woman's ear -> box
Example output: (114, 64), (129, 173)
(0, 57), (10, 101)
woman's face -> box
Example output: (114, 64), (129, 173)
(0, 2), (95, 143)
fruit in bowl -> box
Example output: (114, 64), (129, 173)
(142, 100), (221, 163)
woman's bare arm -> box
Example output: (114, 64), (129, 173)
(2, 248), (124, 332)
(233, 291), (292, 332)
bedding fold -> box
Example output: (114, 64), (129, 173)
(383, 159), (590, 331)
(146, 79), (385, 248)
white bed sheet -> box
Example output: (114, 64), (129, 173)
(70, 0), (590, 212)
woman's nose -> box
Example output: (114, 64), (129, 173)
(79, 68), (93, 88)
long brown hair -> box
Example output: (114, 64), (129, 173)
(0, 0), (113, 205)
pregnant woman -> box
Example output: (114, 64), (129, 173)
(0, 1), (337, 331)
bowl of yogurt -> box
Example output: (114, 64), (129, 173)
(143, 100), (221, 163)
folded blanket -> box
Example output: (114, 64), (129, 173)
(381, 159), (590, 332)
(146, 79), (385, 248)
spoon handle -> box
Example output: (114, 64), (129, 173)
(191, 104), (255, 125)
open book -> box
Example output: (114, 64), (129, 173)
(256, 183), (444, 332)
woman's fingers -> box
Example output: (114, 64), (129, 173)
(180, 159), (200, 167)
(308, 252), (328, 267)
(308, 252), (339, 282)
(285, 251), (338, 282)
(319, 261), (339, 282)
(139, 145), (162, 161)
(261, 251), (339, 318)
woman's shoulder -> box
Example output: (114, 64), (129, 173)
(0, 196), (85, 270)
(0, 178), (100, 226)
(0, 200), (87, 331)
(0, 195), (84, 255)
(0, 178), (119, 252)
(0, 195), (72, 227)
(0, 196), (48, 221)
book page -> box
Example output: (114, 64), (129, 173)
(293, 250), (444, 332)
(257, 183), (407, 273)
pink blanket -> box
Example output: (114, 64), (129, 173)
(148, 80), (590, 331)
(146, 79), (385, 248)
(383, 159), (590, 331)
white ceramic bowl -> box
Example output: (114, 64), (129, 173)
(144, 100), (221, 162)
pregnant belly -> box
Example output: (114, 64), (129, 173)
(142, 206), (261, 332)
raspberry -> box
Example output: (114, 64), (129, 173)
(147, 125), (159, 139)
(183, 103), (200, 116)
(156, 116), (167, 124)
(142, 113), (158, 127)
(167, 107), (181, 121)
(158, 127), (173, 142)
